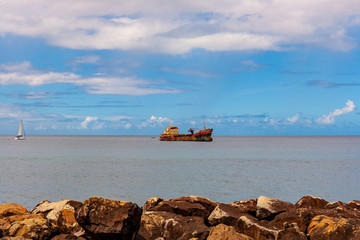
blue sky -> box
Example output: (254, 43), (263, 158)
(0, 0), (360, 135)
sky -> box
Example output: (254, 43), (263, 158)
(0, 0), (360, 135)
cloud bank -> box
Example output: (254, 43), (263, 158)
(1, 0), (359, 54)
(316, 100), (356, 124)
(0, 62), (180, 96)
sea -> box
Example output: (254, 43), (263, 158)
(0, 135), (359, 209)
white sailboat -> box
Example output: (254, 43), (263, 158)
(15, 120), (25, 140)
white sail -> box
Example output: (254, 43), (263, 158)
(15, 120), (25, 140)
(18, 120), (23, 136)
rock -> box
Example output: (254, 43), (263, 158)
(0, 213), (52, 239)
(147, 196), (217, 219)
(0, 203), (28, 218)
(324, 200), (346, 209)
(143, 197), (164, 212)
(57, 209), (85, 236)
(277, 222), (307, 240)
(348, 200), (360, 210)
(75, 196), (142, 240)
(295, 195), (329, 210)
(271, 208), (316, 232)
(172, 196), (217, 211)
(50, 233), (87, 240)
(30, 199), (83, 235)
(307, 215), (360, 239)
(31, 200), (81, 222)
(208, 203), (247, 226)
(256, 196), (295, 220)
(236, 215), (279, 240)
(137, 210), (209, 240)
(207, 223), (253, 240)
(229, 199), (257, 214)
(322, 201), (360, 219)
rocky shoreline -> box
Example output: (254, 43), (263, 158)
(1, 195), (360, 239)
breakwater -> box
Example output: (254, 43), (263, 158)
(1, 195), (360, 239)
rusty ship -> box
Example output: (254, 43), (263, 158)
(159, 118), (213, 141)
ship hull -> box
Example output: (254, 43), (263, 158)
(159, 129), (213, 141)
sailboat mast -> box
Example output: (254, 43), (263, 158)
(203, 118), (206, 129)
(169, 116), (171, 128)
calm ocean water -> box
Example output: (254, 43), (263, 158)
(0, 135), (359, 209)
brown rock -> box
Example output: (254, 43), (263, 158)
(295, 195), (329, 210)
(137, 210), (209, 240)
(348, 200), (360, 210)
(271, 208), (316, 232)
(229, 199), (257, 214)
(150, 201), (207, 218)
(50, 233), (87, 240)
(207, 223), (253, 240)
(75, 196), (142, 240)
(31, 200), (81, 220)
(307, 215), (360, 240)
(256, 196), (295, 220)
(324, 200), (346, 209)
(0, 203), (28, 218)
(0, 213), (52, 239)
(143, 197), (164, 212)
(322, 201), (360, 219)
(57, 209), (84, 236)
(208, 203), (248, 226)
(236, 215), (279, 240)
(147, 196), (217, 219)
(172, 196), (217, 211)
(30, 199), (83, 236)
(277, 222), (307, 240)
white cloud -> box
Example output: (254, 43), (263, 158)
(35, 124), (47, 130)
(70, 55), (101, 65)
(80, 116), (99, 129)
(139, 115), (169, 128)
(0, 62), (181, 96)
(103, 115), (132, 121)
(0, 0), (359, 53)
(287, 114), (300, 124)
(316, 100), (356, 124)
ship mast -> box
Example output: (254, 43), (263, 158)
(169, 116), (171, 128)
(203, 118), (206, 129)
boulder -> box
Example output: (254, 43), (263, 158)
(322, 201), (360, 219)
(75, 196), (142, 240)
(271, 208), (316, 232)
(324, 200), (346, 209)
(0, 203), (28, 218)
(31, 200), (81, 222)
(50, 233), (87, 240)
(31, 199), (83, 235)
(236, 215), (279, 240)
(295, 195), (329, 210)
(137, 210), (209, 240)
(143, 197), (164, 212)
(208, 203), (248, 226)
(277, 222), (307, 240)
(307, 215), (360, 239)
(0, 213), (52, 239)
(256, 196), (294, 220)
(207, 223), (253, 240)
(229, 199), (257, 215)
(147, 196), (217, 219)
(348, 200), (360, 210)
(56, 209), (85, 236)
